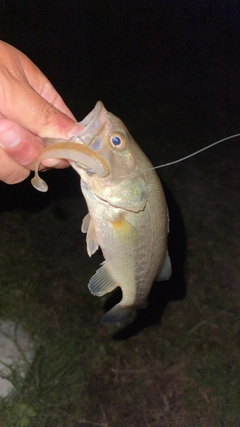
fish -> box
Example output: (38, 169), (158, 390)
(32, 101), (172, 325)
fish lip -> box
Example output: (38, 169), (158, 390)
(75, 101), (105, 146)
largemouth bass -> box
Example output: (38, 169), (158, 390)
(32, 101), (172, 325)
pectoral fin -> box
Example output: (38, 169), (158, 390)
(110, 215), (139, 242)
(82, 213), (99, 257)
(156, 251), (172, 281)
(88, 262), (117, 296)
(81, 213), (90, 233)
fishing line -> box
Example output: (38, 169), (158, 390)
(138, 132), (240, 175)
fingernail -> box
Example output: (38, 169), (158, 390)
(0, 129), (21, 147)
(41, 158), (61, 167)
(68, 123), (85, 138)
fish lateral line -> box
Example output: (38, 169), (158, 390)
(133, 132), (240, 177)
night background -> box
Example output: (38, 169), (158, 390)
(0, 1), (239, 426)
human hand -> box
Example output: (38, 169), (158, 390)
(0, 41), (84, 184)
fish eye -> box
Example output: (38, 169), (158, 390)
(112, 136), (121, 146)
(110, 132), (127, 150)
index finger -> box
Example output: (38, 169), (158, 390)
(0, 42), (83, 138)
(1, 78), (82, 139)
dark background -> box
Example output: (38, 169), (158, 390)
(0, 0), (240, 208)
(1, 1), (240, 127)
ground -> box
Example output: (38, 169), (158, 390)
(0, 89), (239, 426)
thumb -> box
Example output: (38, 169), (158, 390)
(0, 118), (67, 170)
(2, 79), (83, 139)
(0, 41), (84, 139)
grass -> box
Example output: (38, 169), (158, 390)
(0, 104), (239, 426)
(0, 177), (239, 427)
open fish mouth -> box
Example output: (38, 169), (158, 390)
(77, 101), (105, 146)
(31, 102), (109, 192)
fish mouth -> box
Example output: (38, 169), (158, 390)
(76, 101), (106, 146)
(31, 102), (110, 192)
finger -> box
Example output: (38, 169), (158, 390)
(0, 42), (83, 139)
(0, 147), (30, 184)
(0, 118), (69, 170)
(15, 44), (76, 119)
(1, 78), (83, 139)
(34, 80), (75, 121)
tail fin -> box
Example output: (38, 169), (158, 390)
(100, 303), (133, 325)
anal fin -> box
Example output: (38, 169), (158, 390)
(88, 262), (117, 297)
